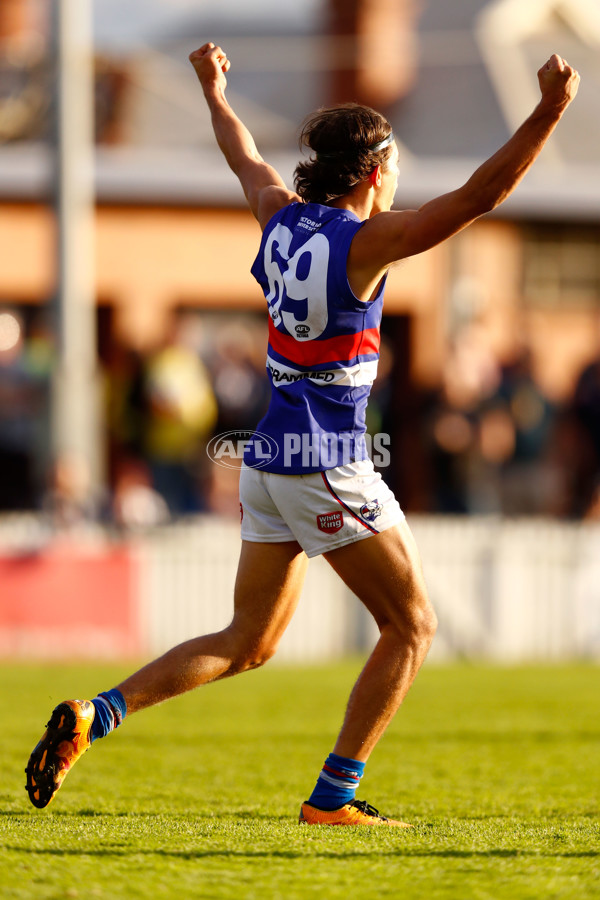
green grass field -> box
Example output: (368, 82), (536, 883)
(1, 661), (598, 899)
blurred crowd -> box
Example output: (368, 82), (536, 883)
(417, 321), (600, 519)
(2, 305), (600, 528)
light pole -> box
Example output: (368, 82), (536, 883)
(51, 0), (103, 507)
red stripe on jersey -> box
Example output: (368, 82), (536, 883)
(268, 319), (380, 367)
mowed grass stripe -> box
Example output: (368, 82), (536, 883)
(1, 662), (598, 899)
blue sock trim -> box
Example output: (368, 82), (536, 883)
(101, 688), (127, 724)
(90, 688), (127, 743)
(308, 752), (366, 810)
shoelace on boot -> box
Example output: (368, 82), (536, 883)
(350, 799), (389, 821)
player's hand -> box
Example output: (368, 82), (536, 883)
(189, 43), (231, 92)
(537, 54), (579, 110)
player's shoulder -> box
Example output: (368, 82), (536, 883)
(257, 186), (301, 231)
(358, 209), (406, 236)
(350, 208), (415, 262)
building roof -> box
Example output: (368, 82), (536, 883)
(1, 0), (600, 220)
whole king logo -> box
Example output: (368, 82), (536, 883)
(316, 511), (343, 533)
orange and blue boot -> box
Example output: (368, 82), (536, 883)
(25, 699), (95, 809)
(299, 799), (413, 827)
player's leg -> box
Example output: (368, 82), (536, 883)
(326, 519), (435, 759)
(26, 539), (307, 808)
(300, 519), (436, 826)
(116, 539), (308, 711)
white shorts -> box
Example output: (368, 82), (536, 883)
(239, 459), (404, 558)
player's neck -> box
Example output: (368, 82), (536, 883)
(329, 188), (374, 222)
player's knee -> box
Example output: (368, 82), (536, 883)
(415, 603), (437, 649)
(408, 582), (437, 643)
(389, 603), (436, 661)
(389, 584), (437, 653)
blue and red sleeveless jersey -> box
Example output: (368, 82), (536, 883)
(245, 201), (386, 474)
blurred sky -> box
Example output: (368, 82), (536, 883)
(92, 0), (322, 49)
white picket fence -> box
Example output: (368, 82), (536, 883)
(132, 515), (600, 662)
(2, 513), (600, 661)
(410, 517), (600, 661)
(134, 519), (358, 663)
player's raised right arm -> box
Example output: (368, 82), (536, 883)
(189, 43), (298, 228)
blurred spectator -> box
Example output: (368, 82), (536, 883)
(112, 457), (169, 531)
(428, 386), (477, 513)
(42, 451), (110, 532)
(484, 347), (558, 516)
(365, 334), (394, 441)
(205, 320), (269, 432)
(105, 341), (146, 480)
(141, 314), (217, 516)
(427, 322), (502, 513)
(195, 317), (268, 519)
(193, 317), (268, 518)
(0, 308), (51, 509)
(566, 350), (600, 517)
(426, 326), (559, 515)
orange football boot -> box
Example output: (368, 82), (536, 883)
(299, 799), (413, 827)
(26, 699), (95, 809)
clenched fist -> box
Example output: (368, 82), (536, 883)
(189, 42), (231, 93)
(537, 54), (580, 110)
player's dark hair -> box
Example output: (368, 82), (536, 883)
(294, 103), (394, 204)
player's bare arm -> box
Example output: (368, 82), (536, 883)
(351, 54), (580, 279)
(189, 43), (298, 228)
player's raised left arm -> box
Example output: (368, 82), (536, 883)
(355, 54), (580, 267)
(189, 43), (298, 228)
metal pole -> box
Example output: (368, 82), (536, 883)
(51, 0), (103, 504)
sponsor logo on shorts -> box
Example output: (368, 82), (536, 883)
(360, 499), (382, 522)
(317, 511), (344, 533)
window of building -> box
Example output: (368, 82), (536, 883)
(522, 225), (600, 308)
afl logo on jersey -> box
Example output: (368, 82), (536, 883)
(295, 324), (310, 338)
